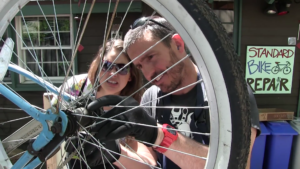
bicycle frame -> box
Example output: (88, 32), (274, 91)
(275, 63), (288, 70)
(0, 39), (74, 168)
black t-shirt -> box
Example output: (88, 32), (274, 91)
(141, 82), (209, 169)
(141, 83), (261, 169)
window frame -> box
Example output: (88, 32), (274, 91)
(208, 0), (242, 56)
(15, 14), (75, 84)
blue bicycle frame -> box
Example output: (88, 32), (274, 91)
(0, 64), (74, 168)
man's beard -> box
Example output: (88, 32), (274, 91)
(156, 49), (184, 93)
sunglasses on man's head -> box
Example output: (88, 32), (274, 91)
(102, 60), (130, 75)
(131, 17), (172, 31)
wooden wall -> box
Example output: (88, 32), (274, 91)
(241, 0), (300, 113)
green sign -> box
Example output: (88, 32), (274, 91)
(245, 46), (296, 94)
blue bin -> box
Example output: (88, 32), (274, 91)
(250, 122), (270, 169)
(263, 121), (298, 169)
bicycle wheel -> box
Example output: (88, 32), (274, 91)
(271, 66), (279, 74)
(283, 67), (291, 75)
(0, 0), (250, 169)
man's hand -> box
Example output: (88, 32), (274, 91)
(65, 132), (120, 167)
(86, 95), (158, 145)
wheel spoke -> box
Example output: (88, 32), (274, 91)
(77, 132), (88, 167)
(73, 113), (210, 136)
(57, 0), (97, 112)
(2, 138), (33, 144)
(5, 24), (55, 96)
(19, 9), (44, 78)
(68, 15), (173, 108)
(121, 140), (155, 169)
(77, 122), (127, 169)
(0, 38), (60, 96)
(70, 0), (88, 96)
(130, 138), (207, 160)
(18, 9), (55, 104)
(0, 116), (32, 125)
(69, 141), (91, 169)
(100, 148), (108, 169)
(51, 0), (67, 77)
(2, 82), (30, 104)
(92, 0), (113, 98)
(112, 0), (134, 40)
(79, 138), (161, 169)
(116, 54), (190, 106)
(86, 79), (204, 132)
(92, 31), (174, 92)
(7, 151), (26, 160)
(57, 137), (71, 167)
(109, 105), (209, 109)
(39, 161), (45, 169)
(93, 0), (133, 93)
(0, 107), (22, 111)
(36, 0), (75, 77)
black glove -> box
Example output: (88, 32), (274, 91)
(65, 132), (121, 167)
(86, 95), (158, 145)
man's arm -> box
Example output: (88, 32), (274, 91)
(114, 140), (158, 169)
(142, 87), (208, 169)
(154, 125), (255, 169)
(154, 124), (208, 169)
(246, 127), (257, 169)
(246, 84), (260, 169)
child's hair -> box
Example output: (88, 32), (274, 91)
(87, 39), (144, 102)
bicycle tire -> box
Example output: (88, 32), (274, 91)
(271, 66), (279, 74)
(283, 67), (291, 75)
(175, 0), (251, 168)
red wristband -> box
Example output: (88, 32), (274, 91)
(154, 124), (178, 153)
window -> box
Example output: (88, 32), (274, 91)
(208, 1), (234, 42)
(15, 15), (74, 83)
(206, 0), (242, 55)
(214, 10), (234, 42)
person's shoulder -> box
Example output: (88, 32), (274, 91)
(141, 85), (160, 103)
(63, 73), (89, 94)
(66, 73), (88, 84)
(143, 85), (161, 97)
(146, 85), (160, 93)
(70, 73), (88, 81)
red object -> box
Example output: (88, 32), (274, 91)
(154, 124), (178, 153)
(278, 11), (288, 15)
(296, 42), (300, 49)
(78, 44), (84, 52)
(78, 0), (82, 7)
(275, 62), (280, 64)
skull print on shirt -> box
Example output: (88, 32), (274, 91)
(169, 108), (194, 138)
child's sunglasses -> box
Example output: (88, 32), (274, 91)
(101, 60), (130, 75)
